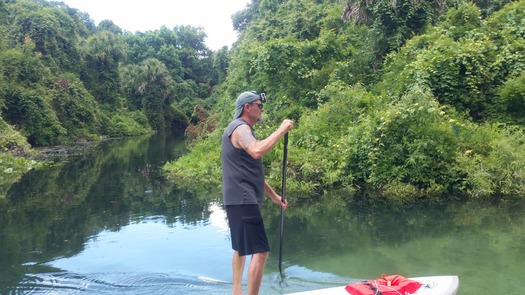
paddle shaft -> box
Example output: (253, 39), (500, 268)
(278, 132), (288, 280)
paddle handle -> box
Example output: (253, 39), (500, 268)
(281, 132), (288, 201)
(278, 132), (288, 281)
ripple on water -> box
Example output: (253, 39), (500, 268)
(15, 271), (232, 294)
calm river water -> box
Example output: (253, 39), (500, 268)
(1, 132), (524, 294)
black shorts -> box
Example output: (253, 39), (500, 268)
(225, 204), (270, 256)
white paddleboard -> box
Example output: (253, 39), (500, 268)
(287, 275), (459, 295)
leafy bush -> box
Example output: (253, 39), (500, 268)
(456, 124), (525, 198)
(162, 132), (222, 196)
(50, 74), (103, 140)
(290, 84), (462, 203)
(4, 85), (66, 146)
(498, 68), (525, 124)
(105, 111), (153, 137)
(363, 86), (460, 200)
(1, 39), (66, 146)
(380, 0), (525, 123)
(0, 117), (32, 156)
(291, 84), (377, 194)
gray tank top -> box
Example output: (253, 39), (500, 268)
(221, 118), (264, 205)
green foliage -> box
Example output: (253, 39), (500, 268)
(0, 116), (32, 156)
(120, 58), (182, 130)
(457, 124), (525, 198)
(212, 47), (229, 84)
(1, 41), (66, 146)
(484, 0), (525, 88)
(1, 37), (48, 84)
(5, 85), (66, 146)
(289, 84), (376, 198)
(162, 132), (222, 196)
(3, 0), (525, 204)
(50, 74), (103, 139)
(499, 72), (525, 123)
(122, 25), (220, 105)
(83, 31), (127, 104)
(343, 0), (448, 62)
(105, 111), (152, 137)
(365, 86), (460, 200)
(1, 0), (220, 151)
(290, 84), (461, 203)
(97, 20), (123, 35)
(0, 153), (41, 199)
(380, 1), (525, 122)
(168, 0), (525, 204)
(124, 27), (184, 76)
(165, 104), (190, 135)
(231, 0), (259, 33)
(11, 1), (83, 73)
(441, 2), (482, 40)
(227, 31), (356, 112)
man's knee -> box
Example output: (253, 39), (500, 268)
(252, 251), (269, 260)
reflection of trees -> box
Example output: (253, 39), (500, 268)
(0, 133), (209, 289)
(3, 130), (524, 289)
(264, 196), (525, 267)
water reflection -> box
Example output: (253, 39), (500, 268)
(264, 198), (525, 295)
(1, 133), (524, 295)
(0, 133), (214, 294)
(47, 207), (232, 293)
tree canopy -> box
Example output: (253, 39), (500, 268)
(0, 0), (227, 148)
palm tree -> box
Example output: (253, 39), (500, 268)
(120, 58), (176, 130)
(85, 31), (126, 70)
(84, 31), (127, 104)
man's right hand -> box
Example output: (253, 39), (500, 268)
(280, 119), (294, 134)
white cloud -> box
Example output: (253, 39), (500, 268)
(58, 0), (250, 50)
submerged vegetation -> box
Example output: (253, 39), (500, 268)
(2, 0), (525, 204)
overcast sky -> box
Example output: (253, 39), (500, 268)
(57, 0), (250, 50)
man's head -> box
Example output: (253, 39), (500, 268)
(234, 91), (267, 120)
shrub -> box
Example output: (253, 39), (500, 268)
(105, 111), (153, 137)
(457, 124), (525, 198)
(499, 72), (525, 124)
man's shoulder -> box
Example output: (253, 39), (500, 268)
(230, 118), (248, 126)
(225, 118), (249, 133)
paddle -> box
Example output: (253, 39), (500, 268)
(278, 132), (289, 282)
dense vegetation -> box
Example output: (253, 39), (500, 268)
(164, 0), (525, 204)
(0, 0), (227, 193)
(2, 0), (525, 204)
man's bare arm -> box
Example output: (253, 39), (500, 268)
(232, 120), (292, 159)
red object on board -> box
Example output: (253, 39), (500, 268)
(345, 274), (423, 295)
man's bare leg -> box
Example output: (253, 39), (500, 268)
(247, 251), (269, 295)
(232, 251), (246, 295)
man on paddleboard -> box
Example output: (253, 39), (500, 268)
(222, 91), (293, 295)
